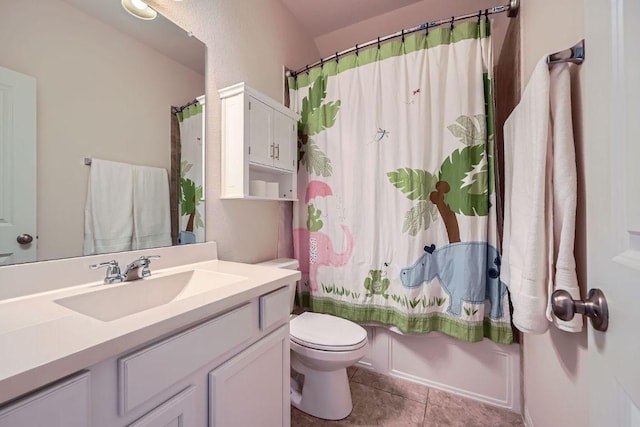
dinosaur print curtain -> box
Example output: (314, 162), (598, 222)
(289, 21), (512, 344)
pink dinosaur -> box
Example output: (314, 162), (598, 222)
(293, 225), (354, 291)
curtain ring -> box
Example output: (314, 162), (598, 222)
(477, 10), (482, 24)
(335, 52), (339, 63)
(355, 43), (359, 56)
(377, 37), (381, 49)
(305, 65), (309, 75)
(401, 29), (405, 43)
(320, 58), (324, 69)
(485, 9), (489, 23)
(450, 16), (455, 31)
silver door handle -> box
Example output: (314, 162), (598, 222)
(551, 288), (609, 331)
(16, 234), (33, 245)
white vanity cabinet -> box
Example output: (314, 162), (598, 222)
(0, 285), (292, 427)
(220, 83), (298, 200)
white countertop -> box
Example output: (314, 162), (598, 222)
(0, 259), (300, 405)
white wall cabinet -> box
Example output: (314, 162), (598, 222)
(220, 83), (298, 200)
(0, 287), (292, 427)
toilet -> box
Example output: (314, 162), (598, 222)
(257, 258), (368, 421)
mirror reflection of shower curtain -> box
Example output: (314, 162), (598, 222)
(173, 96), (205, 244)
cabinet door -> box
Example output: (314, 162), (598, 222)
(0, 372), (90, 427)
(209, 325), (290, 427)
(128, 386), (196, 427)
(248, 96), (274, 168)
(272, 111), (296, 172)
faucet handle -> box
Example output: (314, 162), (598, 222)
(90, 260), (123, 284)
(138, 255), (160, 278)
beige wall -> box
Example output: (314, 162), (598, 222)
(519, 1), (589, 426)
(0, 0), (205, 262)
(146, 0), (319, 263)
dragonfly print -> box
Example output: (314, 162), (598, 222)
(405, 88), (421, 104)
(372, 127), (391, 143)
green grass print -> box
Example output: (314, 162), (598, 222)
(321, 284), (360, 300)
(464, 306), (479, 316)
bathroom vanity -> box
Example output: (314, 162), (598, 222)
(0, 244), (299, 426)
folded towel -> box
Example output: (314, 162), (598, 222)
(83, 159), (134, 255)
(502, 57), (582, 334)
(546, 62), (582, 332)
(132, 165), (172, 250)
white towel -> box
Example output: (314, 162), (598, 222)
(83, 159), (134, 255)
(502, 57), (582, 334)
(132, 165), (172, 250)
(546, 62), (582, 333)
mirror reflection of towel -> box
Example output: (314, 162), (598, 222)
(132, 165), (172, 250)
(84, 159), (134, 255)
(84, 159), (171, 255)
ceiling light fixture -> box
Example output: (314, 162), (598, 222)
(121, 0), (158, 20)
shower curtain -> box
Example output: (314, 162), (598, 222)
(175, 100), (205, 244)
(289, 21), (512, 344)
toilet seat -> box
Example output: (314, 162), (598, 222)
(290, 312), (367, 352)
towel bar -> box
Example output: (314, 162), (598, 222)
(547, 39), (585, 65)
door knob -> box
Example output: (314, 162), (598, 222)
(16, 234), (33, 245)
(551, 288), (609, 332)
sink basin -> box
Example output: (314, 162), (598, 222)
(54, 270), (247, 321)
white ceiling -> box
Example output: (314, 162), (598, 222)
(282, 0), (423, 37)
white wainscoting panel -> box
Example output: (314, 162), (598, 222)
(359, 327), (521, 413)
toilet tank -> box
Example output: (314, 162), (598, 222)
(256, 258), (299, 312)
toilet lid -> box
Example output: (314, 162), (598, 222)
(290, 312), (367, 351)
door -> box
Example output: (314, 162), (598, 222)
(0, 66), (36, 265)
(208, 325), (290, 427)
(248, 95), (275, 168)
(584, 0), (640, 424)
(273, 110), (295, 172)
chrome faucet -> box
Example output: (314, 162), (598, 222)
(90, 255), (160, 284)
(90, 260), (124, 284)
(122, 255), (160, 281)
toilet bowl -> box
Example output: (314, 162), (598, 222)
(256, 258), (369, 421)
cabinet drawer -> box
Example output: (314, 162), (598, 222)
(119, 303), (256, 415)
(0, 372), (90, 427)
(259, 286), (290, 330)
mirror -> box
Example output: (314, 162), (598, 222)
(0, 0), (206, 265)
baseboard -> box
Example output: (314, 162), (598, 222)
(523, 407), (534, 427)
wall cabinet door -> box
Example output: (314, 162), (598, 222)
(248, 96), (274, 168)
(209, 325), (290, 427)
(248, 96), (296, 173)
(272, 110), (296, 172)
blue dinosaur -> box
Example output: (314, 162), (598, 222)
(400, 242), (507, 319)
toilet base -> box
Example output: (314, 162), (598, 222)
(290, 361), (353, 420)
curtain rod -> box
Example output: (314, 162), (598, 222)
(289, 0), (519, 77)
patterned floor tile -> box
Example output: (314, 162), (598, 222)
(351, 368), (430, 403)
(423, 390), (524, 427)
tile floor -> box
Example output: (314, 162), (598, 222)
(291, 367), (524, 427)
